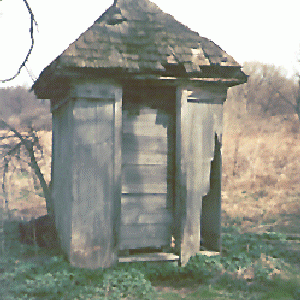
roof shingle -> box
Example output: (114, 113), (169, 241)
(33, 0), (247, 97)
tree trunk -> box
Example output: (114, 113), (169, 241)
(296, 78), (300, 123)
(0, 119), (54, 216)
(26, 142), (53, 216)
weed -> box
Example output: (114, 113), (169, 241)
(184, 254), (222, 282)
(103, 268), (156, 299)
(1, 226), (299, 299)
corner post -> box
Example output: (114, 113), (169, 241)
(70, 81), (122, 269)
(175, 87), (202, 266)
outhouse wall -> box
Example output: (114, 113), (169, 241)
(175, 86), (226, 266)
(120, 85), (176, 250)
(51, 81), (122, 269)
(51, 80), (227, 269)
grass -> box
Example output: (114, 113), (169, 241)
(222, 113), (300, 237)
(157, 286), (227, 300)
(1, 225), (300, 299)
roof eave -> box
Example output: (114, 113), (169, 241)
(32, 64), (246, 99)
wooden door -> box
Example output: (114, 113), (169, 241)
(120, 107), (174, 250)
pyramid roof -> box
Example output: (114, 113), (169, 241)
(33, 0), (246, 98)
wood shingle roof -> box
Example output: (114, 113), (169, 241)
(33, 0), (246, 98)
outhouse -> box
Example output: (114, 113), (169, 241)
(33, 0), (247, 269)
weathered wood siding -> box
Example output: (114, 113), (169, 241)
(176, 86), (226, 266)
(69, 82), (122, 269)
(51, 81), (226, 268)
(120, 106), (174, 250)
(52, 100), (74, 256)
(71, 98), (114, 268)
(51, 82), (122, 269)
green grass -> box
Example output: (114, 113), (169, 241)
(1, 226), (300, 299)
(157, 279), (300, 300)
(157, 286), (225, 300)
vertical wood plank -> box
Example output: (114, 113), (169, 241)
(175, 87), (188, 262)
(71, 98), (115, 269)
(113, 85), (122, 254)
(176, 87), (203, 266)
(52, 100), (73, 256)
(167, 110), (176, 212)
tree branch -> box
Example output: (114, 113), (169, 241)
(1, 0), (38, 83)
(0, 119), (53, 215)
(1, 142), (22, 201)
(2, 157), (9, 209)
(277, 90), (296, 109)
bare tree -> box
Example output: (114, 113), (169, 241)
(228, 62), (296, 118)
(0, 119), (53, 216)
(0, 0), (54, 220)
(278, 76), (300, 122)
(1, 0), (37, 83)
(0, 88), (52, 216)
(0, 87), (51, 129)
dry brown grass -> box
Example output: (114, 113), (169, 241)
(222, 112), (300, 234)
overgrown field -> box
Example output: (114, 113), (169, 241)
(222, 113), (300, 235)
(1, 111), (300, 299)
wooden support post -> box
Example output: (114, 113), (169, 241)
(175, 87), (202, 266)
(175, 86), (225, 265)
(51, 101), (74, 257)
(113, 84), (122, 255)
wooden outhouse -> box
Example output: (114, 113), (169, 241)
(33, 0), (246, 268)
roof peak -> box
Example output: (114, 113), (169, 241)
(32, 0), (246, 97)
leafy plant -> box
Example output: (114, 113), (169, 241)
(103, 268), (156, 300)
(184, 254), (222, 282)
(1, 226), (300, 299)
